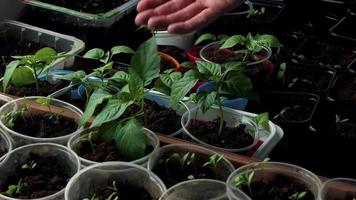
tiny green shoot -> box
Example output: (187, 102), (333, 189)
(21, 160), (37, 170)
(1, 179), (25, 197)
(288, 191), (307, 200)
(234, 172), (254, 195)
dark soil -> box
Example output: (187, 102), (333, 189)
(5, 80), (69, 97)
(12, 113), (77, 138)
(39, 0), (129, 14)
(203, 48), (244, 64)
(336, 79), (356, 102)
(0, 153), (71, 199)
(0, 40), (45, 76)
(238, 175), (314, 200)
(187, 119), (254, 149)
(122, 99), (182, 135)
(152, 153), (218, 188)
(82, 181), (154, 200)
(272, 104), (313, 124)
(77, 139), (153, 162)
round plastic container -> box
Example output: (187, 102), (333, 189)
(159, 179), (230, 200)
(0, 94), (12, 107)
(226, 162), (322, 200)
(199, 41), (272, 67)
(145, 91), (190, 136)
(0, 130), (13, 162)
(181, 106), (259, 153)
(68, 128), (160, 167)
(0, 96), (83, 146)
(319, 178), (356, 200)
(154, 31), (195, 50)
(224, 0), (254, 16)
(147, 143), (235, 185)
(0, 143), (80, 200)
(65, 162), (166, 200)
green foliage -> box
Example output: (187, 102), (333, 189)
(253, 112), (270, 132)
(277, 62), (287, 82)
(247, 7), (266, 18)
(166, 152), (196, 170)
(83, 181), (120, 200)
(234, 171), (254, 195)
(288, 191), (307, 200)
(83, 45), (134, 64)
(21, 160), (37, 170)
(1, 179), (26, 197)
(195, 33), (217, 46)
(203, 153), (224, 170)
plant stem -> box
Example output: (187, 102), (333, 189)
(216, 81), (224, 136)
(142, 98), (148, 126)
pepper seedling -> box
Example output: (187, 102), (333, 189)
(166, 152), (196, 171)
(203, 153), (224, 172)
(247, 7), (266, 18)
(21, 160), (37, 170)
(288, 191), (307, 200)
(234, 171), (254, 196)
(1, 179), (26, 197)
(83, 181), (120, 200)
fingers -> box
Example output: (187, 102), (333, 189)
(136, 0), (167, 12)
(147, 1), (205, 30)
(168, 8), (220, 33)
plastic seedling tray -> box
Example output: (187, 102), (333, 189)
(330, 15), (356, 43)
(248, 0), (285, 23)
(0, 20), (85, 70)
(327, 73), (356, 105)
(23, 0), (139, 28)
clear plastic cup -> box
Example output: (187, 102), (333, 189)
(0, 130), (13, 162)
(147, 143), (235, 185)
(319, 178), (356, 200)
(181, 106), (259, 153)
(226, 162), (322, 200)
(145, 91), (191, 136)
(159, 179), (229, 200)
(0, 94), (12, 107)
(0, 143), (80, 200)
(68, 128), (160, 167)
(65, 162), (166, 200)
(154, 31), (195, 50)
(0, 96), (83, 146)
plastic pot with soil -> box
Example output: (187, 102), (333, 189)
(0, 96), (83, 146)
(226, 162), (322, 200)
(159, 179), (237, 200)
(292, 38), (356, 73)
(181, 106), (259, 154)
(68, 127), (159, 167)
(0, 143), (80, 200)
(65, 162), (166, 200)
(147, 143), (235, 188)
(327, 74), (356, 105)
(0, 131), (13, 162)
(319, 178), (356, 200)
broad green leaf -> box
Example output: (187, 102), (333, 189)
(197, 92), (216, 113)
(217, 34), (229, 42)
(180, 61), (194, 68)
(222, 62), (245, 73)
(79, 88), (112, 126)
(257, 34), (283, 48)
(160, 72), (182, 87)
(170, 76), (198, 106)
(11, 66), (36, 87)
(129, 37), (160, 84)
(2, 60), (19, 91)
(221, 35), (246, 49)
(128, 72), (144, 101)
(109, 71), (129, 83)
(195, 33), (216, 45)
(60, 70), (86, 82)
(196, 61), (222, 80)
(154, 79), (171, 95)
(115, 119), (146, 160)
(94, 62), (113, 74)
(90, 97), (133, 128)
(35, 97), (51, 106)
(223, 72), (253, 97)
(111, 46), (135, 56)
(101, 51), (111, 64)
(253, 112), (270, 132)
(83, 48), (105, 60)
(34, 47), (58, 64)
(99, 121), (120, 142)
(246, 33), (259, 52)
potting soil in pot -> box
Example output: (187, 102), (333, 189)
(12, 113), (77, 138)
(5, 80), (69, 97)
(188, 119), (254, 149)
(0, 153), (71, 199)
(38, 0), (129, 14)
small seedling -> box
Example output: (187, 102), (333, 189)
(277, 63), (287, 84)
(83, 181), (119, 200)
(1, 179), (25, 197)
(273, 105), (301, 121)
(35, 97), (61, 122)
(234, 171), (254, 195)
(21, 160), (37, 170)
(288, 191), (307, 200)
(166, 152), (196, 171)
(5, 103), (31, 129)
(253, 112), (270, 132)
(203, 153), (224, 170)
(336, 114), (349, 125)
(83, 194), (99, 200)
(247, 7), (266, 18)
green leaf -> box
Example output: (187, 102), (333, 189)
(129, 37), (160, 84)
(246, 33), (259, 52)
(111, 46), (135, 56)
(154, 79), (171, 95)
(60, 70), (86, 82)
(11, 66), (36, 87)
(197, 92), (216, 113)
(222, 62), (245, 72)
(170, 74), (199, 106)
(224, 72), (252, 95)
(35, 97), (51, 106)
(99, 121), (119, 142)
(257, 34), (283, 48)
(34, 47), (58, 64)
(253, 112), (270, 132)
(2, 60), (19, 91)
(196, 61), (222, 80)
(109, 71), (130, 83)
(160, 72), (182, 87)
(90, 97), (133, 128)
(94, 62), (113, 74)
(115, 119), (146, 160)
(180, 61), (194, 68)
(80, 88), (112, 127)
(128, 72), (144, 101)
(195, 33), (216, 45)
(221, 35), (246, 49)
(83, 48), (105, 60)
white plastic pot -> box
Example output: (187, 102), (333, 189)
(0, 96), (83, 146)
(68, 128), (160, 167)
(319, 178), (356, 200)
(65, 162), (166, 200)
(154, 31), (195, 50)
(0, 143), (80, 200)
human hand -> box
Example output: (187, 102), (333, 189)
(135, 0), (243, 34)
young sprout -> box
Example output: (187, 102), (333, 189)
(36, 97), (61, 122)
(253, 112), (270, 132)
(166, 152), (196, 171)
(21, 160), (37, 170)
(277, 63), (287, 84)
(203, 153), (224, 171)
(336, 114), (349, 125)
(83, 194), (99, 200)
(5, 103), (31, 129)
(247, 7), (266, 18)
(1, 179), (25, 197)
(234, 172), (254, 195)
(105, 181), (120, 200)
(288, 191), (307, 200)
(273, 105), (301, 121)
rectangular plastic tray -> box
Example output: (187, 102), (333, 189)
(23, 0), (138, 28)
(0, 20), (85, 69)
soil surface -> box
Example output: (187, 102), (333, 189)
(336, 78), (356, 102)
(238, 175), (314, 200)
(187, 119), (254, 149)
(39, 0), (129, 14)
(0, 153), (71, 199)
(12, 113), (77, 138)
(153, 153), (219, 188)
(77, 139), (153, 162)
(83, 181), (154, 200)
(203, 48), (244, 64)
(5, 80), (69, 97)
(0, 40), (45, 76)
